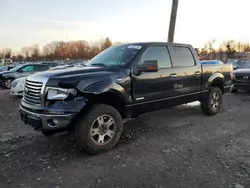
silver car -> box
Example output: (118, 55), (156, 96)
(0, 64), (49, 89)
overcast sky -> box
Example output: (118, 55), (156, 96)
(0, 0), (249, 52)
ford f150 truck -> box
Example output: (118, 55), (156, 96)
(19, 42), (233, 154)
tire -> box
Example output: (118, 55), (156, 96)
(4, 78), (14, 89)
(201, 87), (222, 116)
(75, 104), (123, 154)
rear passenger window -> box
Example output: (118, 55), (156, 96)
(35, 65), (48, 71)
(140, 46), (172, 68)
(171, 47), (195, 67)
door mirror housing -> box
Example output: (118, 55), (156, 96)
(137, 60), (159, 73)
(18, 69), (23, 73)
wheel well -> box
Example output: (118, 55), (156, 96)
(211, 79), (224, 93)
(88, 92), (126, 119)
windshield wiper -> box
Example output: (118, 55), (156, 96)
(91, 63), (107, 67)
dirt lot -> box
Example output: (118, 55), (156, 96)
(0, 89), (250, 188)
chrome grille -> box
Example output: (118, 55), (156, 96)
(23, 80), (43, 104)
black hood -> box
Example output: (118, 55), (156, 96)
(27, 66), (129, 89)
(31, 66), (110, 79)
(234, 69), (250, 75)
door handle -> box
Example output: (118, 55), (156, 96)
(170, 73), (177, 79)
(195, 71), (201, 76)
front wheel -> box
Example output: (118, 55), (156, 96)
(4, 78), (14, 89)
(201, 87), (222, 115)
(75, 104), (123, 154)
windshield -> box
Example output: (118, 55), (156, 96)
(86, 44), (142, 67)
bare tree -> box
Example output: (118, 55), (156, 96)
(21, 47), (31, 60)
(101, 37), (113, 51)
(220, 40), (236, 59)
(30, 44), (40, 61)
(204, 39), (216, 59)
(2, 48), (12, 59)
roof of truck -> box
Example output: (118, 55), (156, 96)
(119, 42), (192, 47)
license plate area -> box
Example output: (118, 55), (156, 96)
(20, 110), (42, 129)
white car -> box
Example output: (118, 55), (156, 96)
(11, 77), (26, 96)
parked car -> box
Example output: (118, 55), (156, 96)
(231, 68), (250, 93)
(0, 64), (49, 89)
(19, 42), (233, 154)
(11, 76), (26, 96)
(0, 65), (16, 72)
(42, 62), (60, 68)
(49, 64), (75, 71)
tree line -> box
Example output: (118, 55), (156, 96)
(1, 38), (250, 62)
(0, 37), (116, 62)
(195, 39), (250, 61)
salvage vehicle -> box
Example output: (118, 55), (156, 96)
(19, 42), (233, 154)
(0, 63), (49, 89)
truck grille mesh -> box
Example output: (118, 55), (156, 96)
(23, 80), (43, 105)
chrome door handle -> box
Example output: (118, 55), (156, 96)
(170, 74), (177, 78)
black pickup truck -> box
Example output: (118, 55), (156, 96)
(20, 42), (233, 154)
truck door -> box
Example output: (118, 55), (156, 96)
(131, 45), (177, 112)
(168, 45), (202, 102)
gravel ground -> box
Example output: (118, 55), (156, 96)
(0, 89), (250, 188)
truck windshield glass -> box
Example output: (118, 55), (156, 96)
(86, 44), (142, 67)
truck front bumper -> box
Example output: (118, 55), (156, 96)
(19, 105), (77, 131)
(232, 83), (250, 90)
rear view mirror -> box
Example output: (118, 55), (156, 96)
(137, 60), (159, 73)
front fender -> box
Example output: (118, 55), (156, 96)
(78, 81), (131, 104)
(2, 74), (16, 80)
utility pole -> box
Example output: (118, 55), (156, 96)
(168, 0), (179, 42)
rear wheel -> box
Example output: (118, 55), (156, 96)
(4, 78), (14, 89)
(75, 104), (123, 154)
(201, 87), (222, 115)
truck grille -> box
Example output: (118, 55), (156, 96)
(23, 80), (43, 105)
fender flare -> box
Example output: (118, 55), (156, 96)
(207, 72), (224, 88)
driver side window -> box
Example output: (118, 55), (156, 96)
(20, 65), (34, 72)
(139, 46), (172, 69)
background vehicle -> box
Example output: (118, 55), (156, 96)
(42, 62), (60, 68)
(0, 65), (16, 72)
(11, 76), (26, 96)
(0, 63), (49, 89)
(231, 68), (250, 93)
(0, 59), (12, 66)
(20, 42), (233, 154)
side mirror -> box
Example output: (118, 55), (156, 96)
(137, 60), (159, 73)
(18, 69), (23, 73)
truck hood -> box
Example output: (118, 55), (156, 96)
(32, 66), (109, 78)
(234, 69), (250, 75)
(27, 66), (129, 89)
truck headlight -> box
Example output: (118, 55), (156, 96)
(47, 88), (77, 100)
